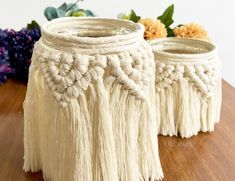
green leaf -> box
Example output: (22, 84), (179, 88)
(176, 24), (184, 27)
(117, 10), (140, 22)
(56, 9), (66, 18)
(157, 4), (174, 27)
(167, 27), (175, 37)
(27, 20), (40, 30)
(84, 10), (95, 17)
(44, 7), (58, 21)
(44, 1), (94, 20)
(58, 3), (68, 11)
(65, 9), (74, 17)
(66, 2), (79, 11)
(129, 10), (141, 23)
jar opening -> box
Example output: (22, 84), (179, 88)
(57, 27), (131, 38)
(150, 38), (216, 62)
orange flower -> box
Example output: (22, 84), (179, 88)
(173, 23), (210, 41)
(138, 18), (167, 40)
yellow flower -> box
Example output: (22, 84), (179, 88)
(138, 18), (167, 40)
(173, 23), (210, 41)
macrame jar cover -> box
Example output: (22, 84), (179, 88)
(151, 38), (222, 138)
(23, 17), (163, 181)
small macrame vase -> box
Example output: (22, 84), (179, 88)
(23, 17), (163, 181)
(151, 38), (222, 138)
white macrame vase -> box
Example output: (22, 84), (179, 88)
(23, 17), (163, 181)
(151, 38), (222, 138)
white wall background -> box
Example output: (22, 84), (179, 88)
(0, 0), (234, 87)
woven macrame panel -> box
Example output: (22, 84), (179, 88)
(155, 59), (220, 98)
(32, 40), (154, 107)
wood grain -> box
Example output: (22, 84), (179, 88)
(0, 79), (234, 181)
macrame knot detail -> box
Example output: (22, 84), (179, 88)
(155, 60), (220, 98)
(32, 40), (154, 107)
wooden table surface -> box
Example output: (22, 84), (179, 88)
(0, 79), (234, 181)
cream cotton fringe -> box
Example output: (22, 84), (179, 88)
(151, 38), (222, 138)
(23, 17), (163, 181)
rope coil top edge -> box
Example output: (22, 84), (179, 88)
(41, 17), (145, 54)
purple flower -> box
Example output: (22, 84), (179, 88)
(0, 27), (41, 84)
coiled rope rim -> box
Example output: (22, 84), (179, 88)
(41, 17), (145, 54)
